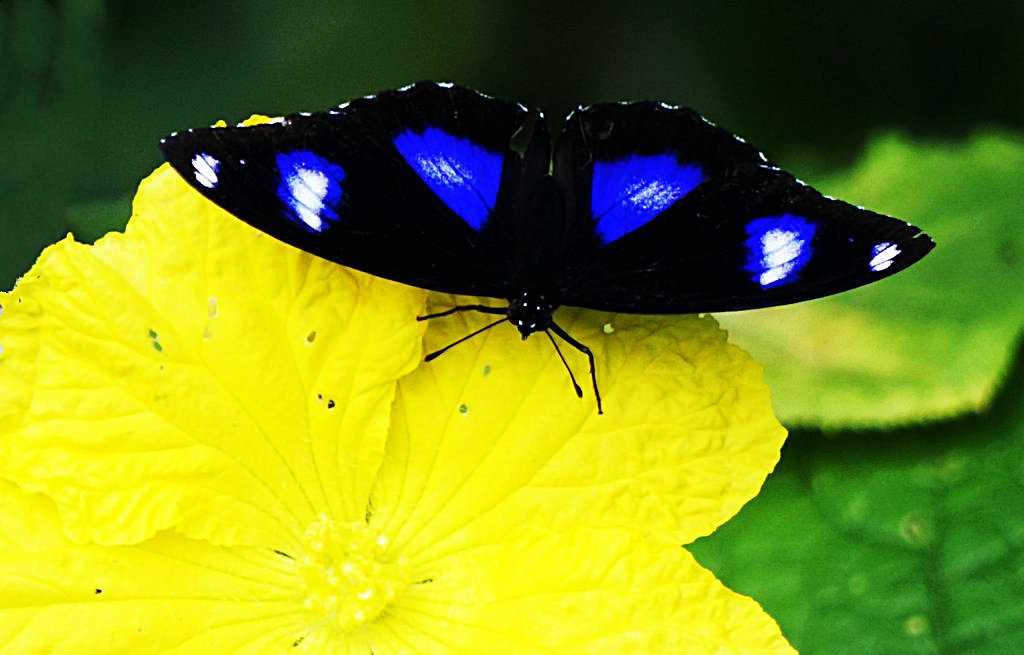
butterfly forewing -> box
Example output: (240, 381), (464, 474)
(552, 102), (934, 313)
(554, 101), (766, 245)
(161, 82), (530, 297)
(162, 82), (933, 315)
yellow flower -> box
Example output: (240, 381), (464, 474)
(0, 163), (794, 653)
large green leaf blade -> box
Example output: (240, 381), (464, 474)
(691, 350), (1024, 654)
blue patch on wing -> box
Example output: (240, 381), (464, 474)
(591, 154), (705, 243)
(276, 151), (346, 232)
(743, 214), (816, 288)
(393, 127), (504, 231)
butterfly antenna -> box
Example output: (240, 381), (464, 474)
(548, 322), (603, 415)
(544, 330), (584, 399)
(423, 317), (508, 362)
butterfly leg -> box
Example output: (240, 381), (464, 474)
(543, 330), (584, 399)
(418, 304), (509, 361)
(417, 304), (508, 321)
(422, 317), (508, 362)
(548, 322), (603, 415)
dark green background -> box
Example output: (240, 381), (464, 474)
(3, 2), (1023, 653)
(3, 0), (1022, 289)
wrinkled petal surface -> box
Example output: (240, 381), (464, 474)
(379, 304), (786, 554)
(0, 154), (792, 653)
(0, 164), (426, 548)
(0, 479), (305, 654)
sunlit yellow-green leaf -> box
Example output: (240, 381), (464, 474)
(719, 131), (1024, 427)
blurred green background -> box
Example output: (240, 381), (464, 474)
(2, 1), (1023, 653)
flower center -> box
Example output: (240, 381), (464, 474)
(298, 515), (409, 631)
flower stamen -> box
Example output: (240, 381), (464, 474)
(298, 515), (409, 632)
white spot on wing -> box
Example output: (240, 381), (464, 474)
(192, 153), (220, 188)
(622, 178), (684, 212)
(743, 215), (816, 289)
(284, 166), (332, 231)
(870, 242), (901, 272)
(756, 228), (807, 286)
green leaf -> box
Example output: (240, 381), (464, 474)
(690, 346), (1024, 654)
(717, 131), (1024, 427)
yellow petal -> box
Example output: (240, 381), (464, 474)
(0, 479), (308, 654)
(376, 301), (786, 560)
(383, 525), (794, 654)
(0, 164), (426, 547)
(1, 142), (791, 653)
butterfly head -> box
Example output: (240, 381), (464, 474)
(507, 292), (557, 339)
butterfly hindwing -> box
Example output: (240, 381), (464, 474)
(552, 102), (933, 313)
(160, 82), (530, 297)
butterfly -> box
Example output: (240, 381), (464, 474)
(161, 81), (934, 414)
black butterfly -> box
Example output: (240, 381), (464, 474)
(161, 81), (934, 414)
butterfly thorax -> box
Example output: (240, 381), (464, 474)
(507, 292), (558, 339)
